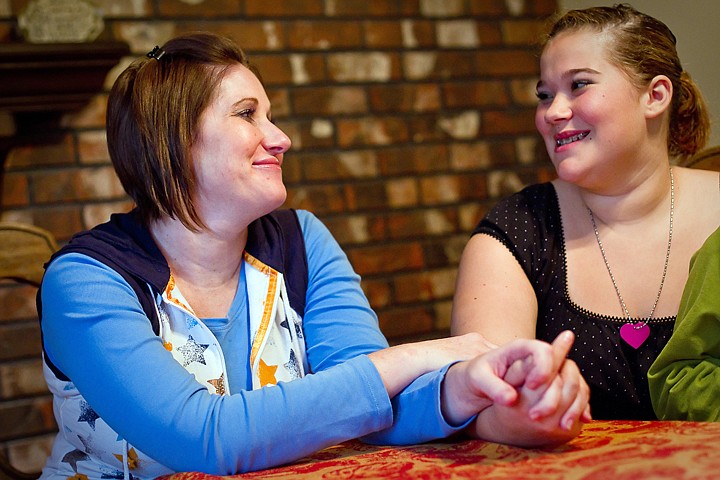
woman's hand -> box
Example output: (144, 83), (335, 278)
(472, 331), (591, 447)
(440, 331), (591, 447)
(502, 331), (591, 427)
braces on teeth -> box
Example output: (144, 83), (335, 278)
(556, 132), (588, 146)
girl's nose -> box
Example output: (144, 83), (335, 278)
(544, 95), (572, 124)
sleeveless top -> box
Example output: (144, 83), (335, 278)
(473, 183), (675, 419)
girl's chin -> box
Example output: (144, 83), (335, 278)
(553, 160), (587, 184)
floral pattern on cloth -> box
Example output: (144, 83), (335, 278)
(158, 420), (720, 480)
(41, 252), (307, 480)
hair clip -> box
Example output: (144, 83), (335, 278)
(146, 46), (166, 61)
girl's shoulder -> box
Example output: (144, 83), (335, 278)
(675, 166), (720, 241)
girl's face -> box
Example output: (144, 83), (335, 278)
(535, 29), (650, 188)
(191, 64), (292, 229)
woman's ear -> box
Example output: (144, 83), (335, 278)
(644, 75), (673, 119)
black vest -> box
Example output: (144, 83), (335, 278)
(38, 209), (308, 381)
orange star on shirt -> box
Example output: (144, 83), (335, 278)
(259, 359), (278, 387)
(209, 373), (226, 395)
(113, 447), (140, 469)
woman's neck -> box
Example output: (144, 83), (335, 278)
(149, 216), (248, 288)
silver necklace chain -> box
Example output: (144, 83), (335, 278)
(586, 168), (674, 322)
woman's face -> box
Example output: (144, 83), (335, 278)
(535, 29), (649, 188)
(191, 64), (291, 228)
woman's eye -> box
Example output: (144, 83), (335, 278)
(234, 108), (256, 120)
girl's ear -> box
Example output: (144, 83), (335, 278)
(644, 74), (673, 119)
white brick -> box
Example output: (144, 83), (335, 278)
(437, 20), (479, 48)
(338, 151), (378, 178)
(516, 137), (540, 165)
(488, 170), (524, 198)
(346, 215), (370, 243)
(506, 0), (527, 17)
(401, 20), (418, 48)
(403, 52), (437, 80)
(450, 141), (491, 170)
(310, 119), (333, 139)
(290, 54), (310, 85)
(438, 111), (480, 140)
(420, 0), (464, 17)
(80, 166), (126, 199)
(386, 178), (418, 208)
(262, 21), (281, 49)
(424, 209), (454, 235)
(328, 53), (391, 82)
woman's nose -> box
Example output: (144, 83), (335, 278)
(262, 121), (292, 154)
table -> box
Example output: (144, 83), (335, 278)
(159, 420), (720, 479)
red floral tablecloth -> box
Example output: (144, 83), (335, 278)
(160, 420), (720, 479)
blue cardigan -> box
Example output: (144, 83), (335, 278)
(38, 209), (464, 479)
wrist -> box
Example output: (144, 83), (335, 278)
(440, 362), (492, 425)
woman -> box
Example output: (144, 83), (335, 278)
(451, 4), (719, 421)
(38, 33), (588, 479)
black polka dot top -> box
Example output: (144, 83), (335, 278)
(473, 183), (675, 420)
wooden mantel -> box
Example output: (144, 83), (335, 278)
(0, 40), (129, 208)
(0, 40), (129, 113)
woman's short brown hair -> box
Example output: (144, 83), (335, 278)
(107, 32), (261, 230)
(541, 3), (710, 159)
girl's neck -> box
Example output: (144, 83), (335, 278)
(575, 166), (674, 227)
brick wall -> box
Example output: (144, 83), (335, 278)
(0, 0), (558, 472)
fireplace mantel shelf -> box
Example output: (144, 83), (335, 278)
(0, 40), (129, 114)
(0, 40), (129, 209)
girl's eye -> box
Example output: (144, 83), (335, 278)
(571, 80), (591, 91)
(536, 91), (552, 102)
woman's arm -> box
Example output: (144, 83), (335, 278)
(299, 210), (497, 442)
(41, 254), (394, 474)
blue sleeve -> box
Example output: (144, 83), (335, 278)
(41, 211), (465, 474)
(41, 253), (391, 475)
(297, 210), (470, 443)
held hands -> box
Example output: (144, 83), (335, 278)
(440, 330), (591, 447)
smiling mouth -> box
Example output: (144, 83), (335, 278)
(555, 131), (589, 147)
(253, 158), (281, 167)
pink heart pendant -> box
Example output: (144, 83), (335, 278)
(620, 322), (650, 349)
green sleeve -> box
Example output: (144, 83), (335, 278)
(648, 226), (720, 421)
